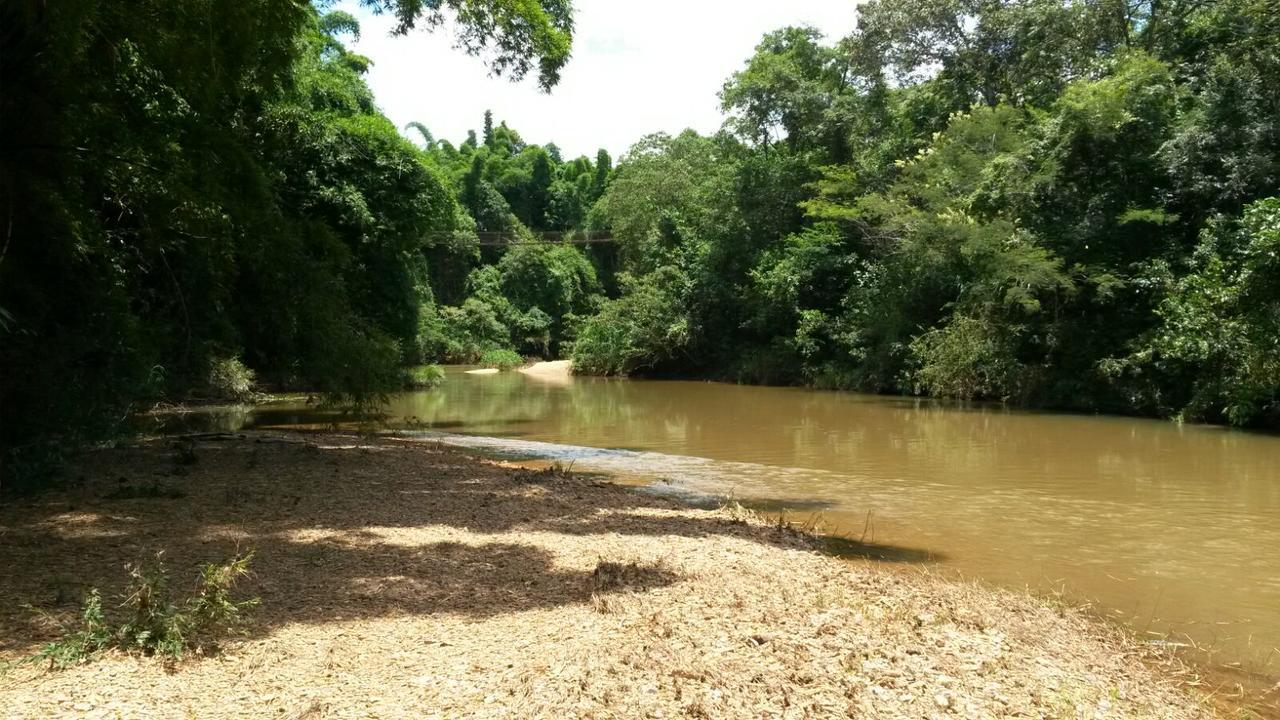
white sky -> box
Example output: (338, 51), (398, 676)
(338, 0), (861, 159)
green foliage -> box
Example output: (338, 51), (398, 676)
(845, 0), (1129, 108)
(319, 11), (361, 40)
(571, 0), (1278, 428)
(0, 0), (579, 487)
(403, 364), (446, 389)
(721, 26), (849, 160)
(418, 297), (510, 363)
(1109, 198), (1280, 425)
(495, 244), (601, 353)
(6, 0), (1280, 443)
(909, 314), (1027, 400)
(796, 105), (1072, 399)
(572, 268), (692, 376)
(28, 552), (257, 669)
(205, 357), (258, 403)
(596, 132), (732, 274)
(479, 348), (524, 370)
(359, 0), (573, 91)
(28, 590), (112, 670)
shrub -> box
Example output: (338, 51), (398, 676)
(308, 324), (402, 415)
(423, 299), (514, 363)
(27, 551), (258, 669)
(1119, 198), (1280, 425)
(479, 348), (523, 370)
(510, 306), (552, 357)
(205, 357), (257, 402)
(572, 268), (691, 376)
(909, 314), (1027, 401)
(403, 364), (446, 389)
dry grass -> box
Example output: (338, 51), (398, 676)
(0, 433), (1214, 719)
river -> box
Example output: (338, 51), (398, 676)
(176, 365), (1280, 685)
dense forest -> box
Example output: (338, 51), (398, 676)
(3, 0), (1279, 487)
(573, 0), (1280, 430)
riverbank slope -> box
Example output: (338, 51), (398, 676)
(0, 433), (1208, 718)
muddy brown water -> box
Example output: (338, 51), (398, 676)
(166, 366), (1280, 685)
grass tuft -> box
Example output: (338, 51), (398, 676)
(512, 461), (574, 484)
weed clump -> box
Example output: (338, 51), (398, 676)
(718, 500), (759, 525)
(26, 551), (258, 669)
(512, 461), (574, 484)
(591, 559), (675, 592)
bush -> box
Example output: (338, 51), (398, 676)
(205, 357), (257, 402)
(420, 298), (514, 363)
(909, 314), (1027, 401)
(1108, 198), (1280, 425)
(403, 364), (446, 389)
(572, 268), (691, 376)
(308, 323), (403, 415)
(510, 306), (552, 357)
(26, 551), (258, 669)
(479, 348), (523, 370)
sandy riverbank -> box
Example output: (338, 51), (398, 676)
(518, 359), (573, 385)
(0, 433), (1210, 719)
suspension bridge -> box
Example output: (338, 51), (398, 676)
(424, 231), (618, 247)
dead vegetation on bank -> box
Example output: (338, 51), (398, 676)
(0, 433), (1213, 719)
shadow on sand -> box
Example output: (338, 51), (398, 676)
(0, 434), (932, 655)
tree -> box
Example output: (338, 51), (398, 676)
(0, 0), (579, 482)
(1108, 198), (1280, 425)
(461, 154), (517, 232)
(590, 149), (612, 201)
(483, 109), (495, 148)
(572, 267), (692, 376)
(845, 0), (1128, 108)
(527, 147), (554, 228)
(493, 121), (525, 155)
(720, 26), (849, 160)
(546, 180), (585, 230)
(810, 105), (1072, 398)
(405, 121), (435, 148)
(496, 244), (601, 354)
(319, 11), (362, 40)
(359, 0), (574, 90)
